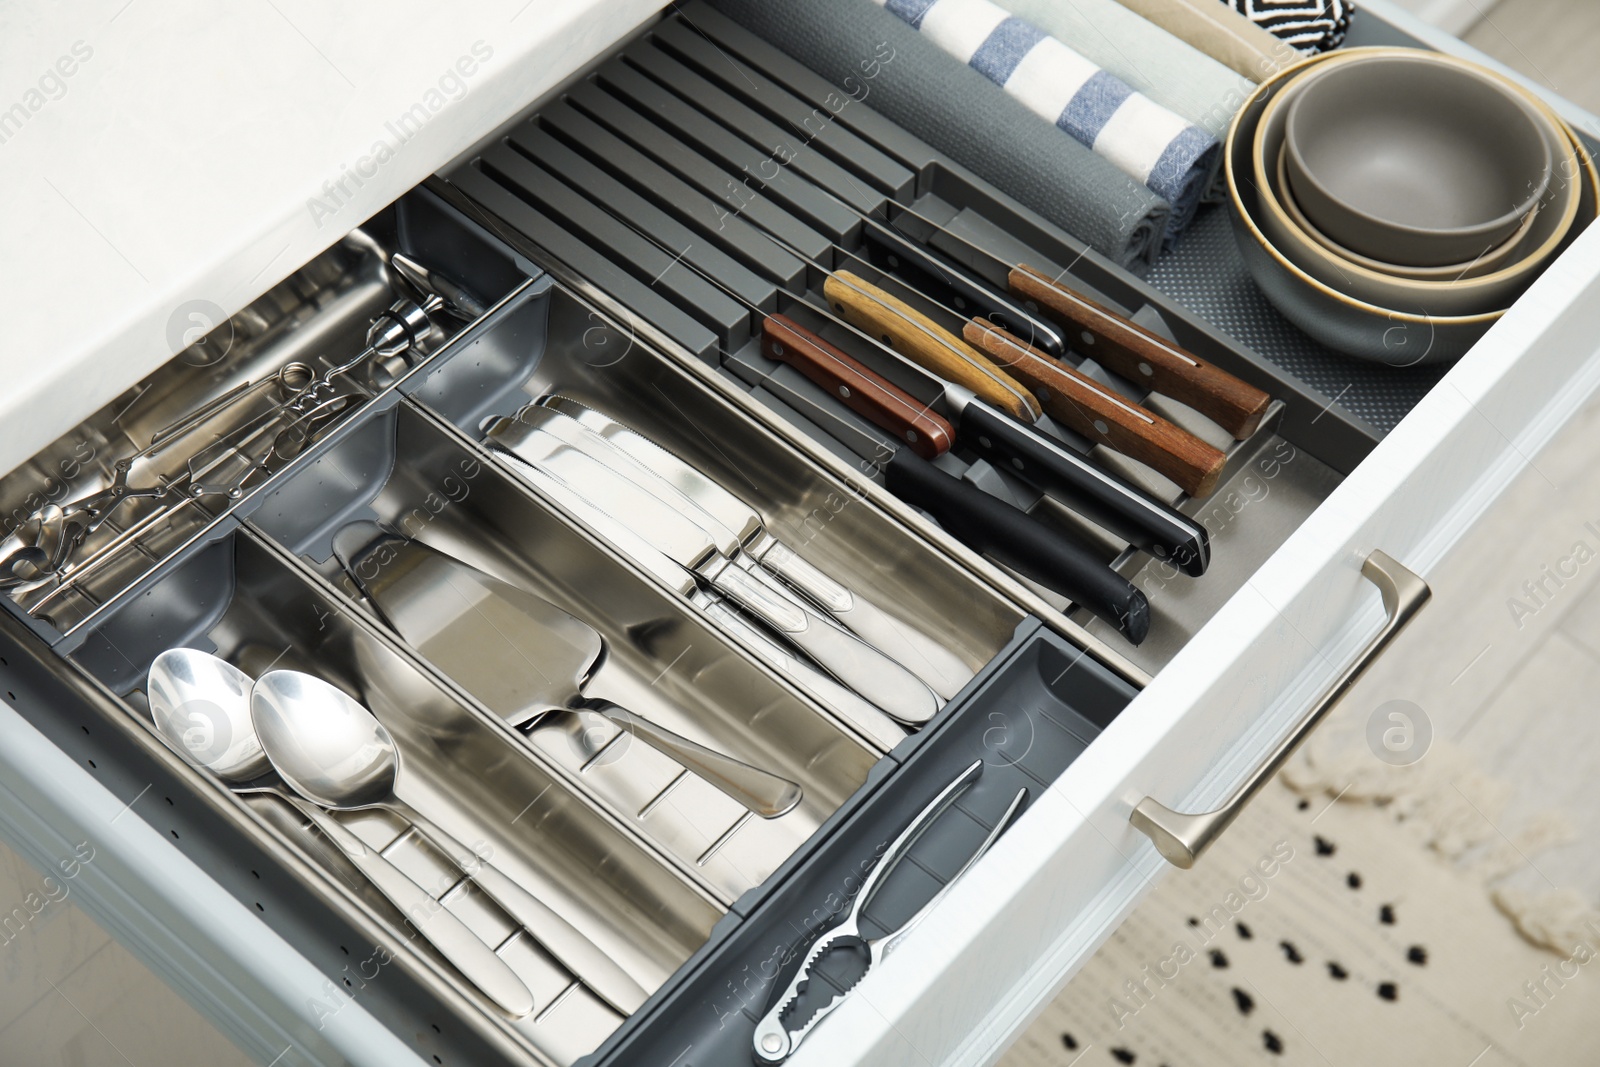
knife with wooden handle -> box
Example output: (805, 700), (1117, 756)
(961, 318), (1227, 497)
(822, 271), (1042, 423)
(1008, 264), (1271, 439)
(760, 313), (1207, 582)
(762, 313), (955, 460)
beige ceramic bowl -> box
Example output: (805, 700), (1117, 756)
(1250, 48), (1581, 319)
(1225, 48), (1597, 364)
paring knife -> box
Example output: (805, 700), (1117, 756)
(532, 396), (977, 702)
(756, 323), (1155, 639)
(481, 416), (941, 725)
(761, 170), (1271, 442)
(780, 287), (1209, 578)
(821, 267), (1225, 502)
(330, 523), (803, 819)
(827, 238), (1227, 498)
(861, 201), (1272, 440)
(476, 438), (908, 748)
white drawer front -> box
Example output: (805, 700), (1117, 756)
(787, 217), (1600, 1066)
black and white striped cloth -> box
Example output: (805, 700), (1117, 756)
(1225, 0), (1354, 53)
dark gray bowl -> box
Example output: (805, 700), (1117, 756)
(1284, 53), (1552, 267)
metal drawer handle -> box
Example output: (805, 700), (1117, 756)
(1130, 550), (1431, 869)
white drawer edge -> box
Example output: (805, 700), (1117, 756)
(0, 699), (427, 1067)
(789, 201), (1600, 1067)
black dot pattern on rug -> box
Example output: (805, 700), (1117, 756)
(1328, 962), (1349, 980)
(1210, 949), (1229, 969)
(1279, 941), (1304, 964)
(1313, 834), (1335, 856)
(1297, 799), (1310, 810)
(1232, 987), (1255, 1015)
(1236, 922), (1253, 940)
(1111, 1048), (1136, 1064)
(1061, 1033), (1078, 1050)
(1380, 904), (1396, 924)
(1378, 982), (1399, 1001)
(1347, 872), (1363, 889)
(1263, 1030), (1284, 1054)
(1407, 945), (1427, 966)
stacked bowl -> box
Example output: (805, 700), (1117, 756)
(1227, 47), (1598, 365)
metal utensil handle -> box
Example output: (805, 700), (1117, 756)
(284, 796), (535, 1017)
(1130, 551), (1430, 869)
(386, 798), (650, 1015)
(588, 703), (803, 819)
(879, 785), (1028, 960)
(752, 535), (973, 703)
(708, 564), (939, 725)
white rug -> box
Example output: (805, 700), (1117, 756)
(1000, 748), (1600, 1067)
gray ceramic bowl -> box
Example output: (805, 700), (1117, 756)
(1253, 52), (1580, 318)
(1225, 49), (1597, 365)
(1284, 52), (1552, 267)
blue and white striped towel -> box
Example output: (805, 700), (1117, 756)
(875, 0), (1218, 235)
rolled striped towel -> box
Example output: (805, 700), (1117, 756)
(1225, 0), (1355, 53)
(875, 0), (1218, 237)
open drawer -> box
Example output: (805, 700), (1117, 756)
(0, 1), (1597, 1066)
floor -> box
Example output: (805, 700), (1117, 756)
(1463, 0), (1600, 115)
(0, 836), (254, 1067)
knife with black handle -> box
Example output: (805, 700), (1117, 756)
(765, 317), (1152, 641)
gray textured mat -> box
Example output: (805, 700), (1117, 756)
(1147, 205), (1447, 435)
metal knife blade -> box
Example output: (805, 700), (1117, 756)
(483, 417), (940, 724)
(534, 397), (976, 700)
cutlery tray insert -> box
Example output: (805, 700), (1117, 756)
(65, 524), (724, 1063)
(584, 621), (1135, 1067)
(0, 183), (1090, 1065)
(0, 189), (529, 643)
(244, 397), (885, 902)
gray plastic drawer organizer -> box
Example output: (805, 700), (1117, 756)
(0, 5), (1486, 1067)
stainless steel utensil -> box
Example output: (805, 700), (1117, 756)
(534, 397), (976, 701)
(145, 649), (536, 1017)
(751, 760), (1028, 1062)
(249, 668), (651, 1015)
(330, 522), (804, 819)
(482, 416), (940, 725)
(477, 440), (906, 748)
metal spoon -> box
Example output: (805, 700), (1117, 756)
(146, 649), (535, 1017)
(0, 505), (72, 588)
(250, 668), (649, 1015)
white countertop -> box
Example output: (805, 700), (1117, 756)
(0, 0), (663, 478)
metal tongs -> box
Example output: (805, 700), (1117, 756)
(752, 760), (1029, 1063)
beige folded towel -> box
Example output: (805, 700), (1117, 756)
(1110, 0), (1302, 82)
